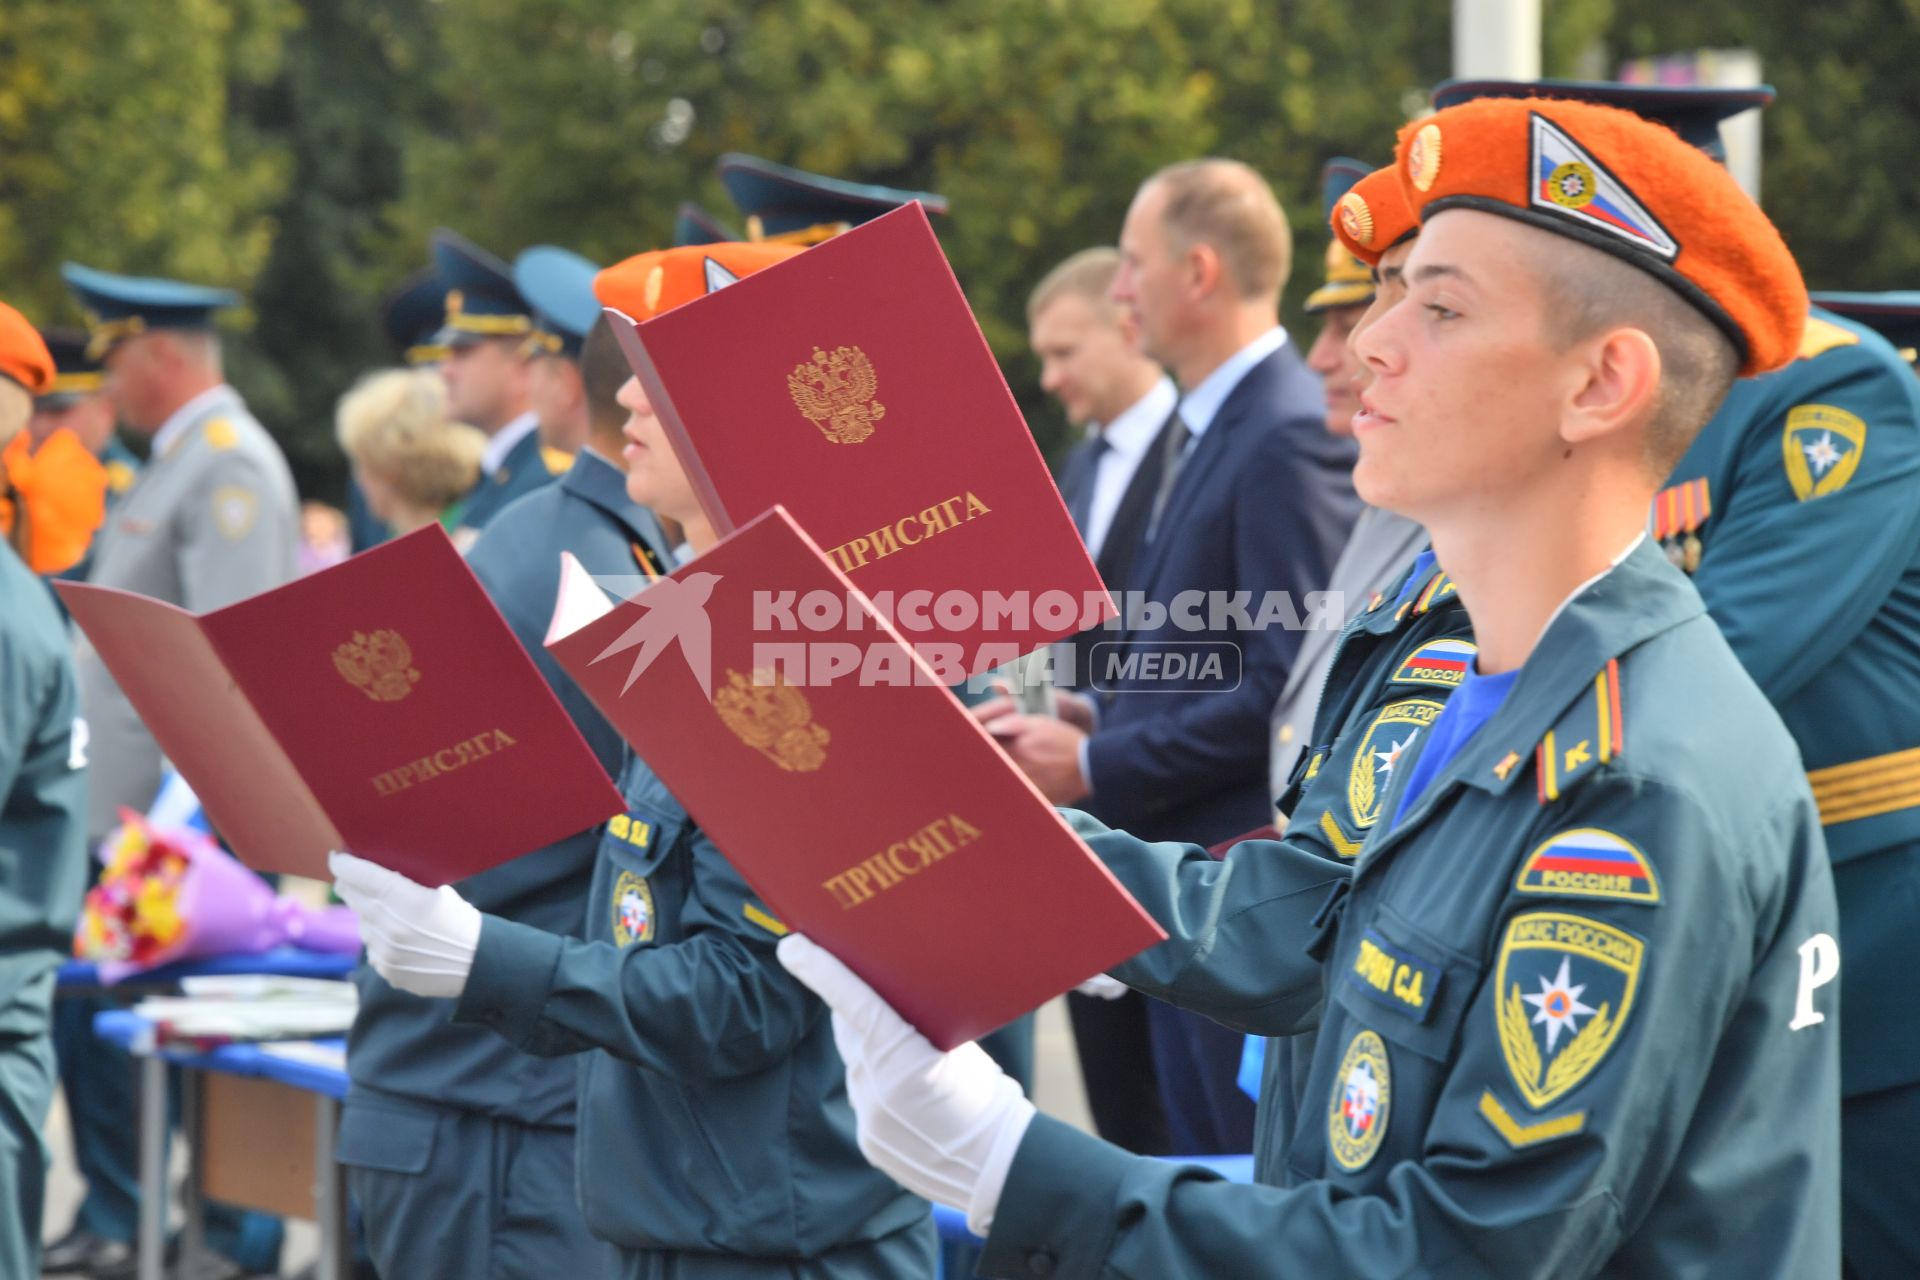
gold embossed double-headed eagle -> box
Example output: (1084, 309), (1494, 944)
(713, 667), (829, 771)
(787, 345), (885, 445)
(332, 629), (420, 702)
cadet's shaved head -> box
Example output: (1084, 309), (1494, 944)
(1523, 233), (1739, 473)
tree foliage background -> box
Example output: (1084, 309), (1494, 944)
(0, 0), (1911, 499)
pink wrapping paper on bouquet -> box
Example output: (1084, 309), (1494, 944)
(75, 811), (361, 983)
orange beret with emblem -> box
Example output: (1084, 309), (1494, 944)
(594, 242), (804, 323)
(1329, 165), (1419, 269)
(0, 300), (55, 395)
(1391, 97), (1806, 377)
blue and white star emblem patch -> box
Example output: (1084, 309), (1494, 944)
(1783, 403), (1866, 501)
(1494, 912), (1642, 1109)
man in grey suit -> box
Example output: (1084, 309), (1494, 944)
(1267, 162), (1428, 803)
(47, 263), (297, 1280)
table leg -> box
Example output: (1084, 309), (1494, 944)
(182, 1068), (206, 1263)
(314, 1096), (350, 1280)
(137, 1055), (167, 1280)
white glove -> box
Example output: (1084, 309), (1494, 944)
(778, 934), (1035, 1237)
(1074, 972), (1129, 1001)
(330, 850), (482, 999)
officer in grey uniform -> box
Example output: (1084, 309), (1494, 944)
(339, 264), (668, 1280)
(0, 303), (89, 1280)
(48, 263), (295, 1279)
(62, 264), (298, 838)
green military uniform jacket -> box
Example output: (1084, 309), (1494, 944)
(345, 451), (670, 1129)
(1658, 308), (1920, 1097)
(1251, 551), (1475, 1178)
(0, 548), (88, 1035)
(453, 753), (930, 1260)
(983, 541), (1841, 1278)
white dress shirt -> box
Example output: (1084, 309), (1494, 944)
(1083, 376), (1177, 558)
(481, 410), (540, 476)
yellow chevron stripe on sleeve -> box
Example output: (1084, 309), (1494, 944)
(1478, 1090), (1586, 1149)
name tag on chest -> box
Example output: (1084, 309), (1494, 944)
(1347, 927), (1443, 1022)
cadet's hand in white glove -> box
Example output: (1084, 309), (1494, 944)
(777, 933), (1035, 1236)
(330, 851), (481, 999)
(1074, 972), (1129, 1000)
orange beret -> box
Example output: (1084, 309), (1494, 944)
(1330, 165), (1419, 268)
(1392, 98), (1806, 376)
(594, 242), (805, 323)
(0, 300), (54, 395)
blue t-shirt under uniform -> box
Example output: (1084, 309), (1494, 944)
(1392, 663), (1521, 827)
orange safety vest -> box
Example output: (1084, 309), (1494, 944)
(0, 428), (108, 574)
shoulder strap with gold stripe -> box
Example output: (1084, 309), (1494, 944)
(1535, 659), (1625, 804)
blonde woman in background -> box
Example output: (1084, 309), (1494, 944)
(335, 368), (486, 538)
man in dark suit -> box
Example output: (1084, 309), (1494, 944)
(1028, 246), (1176, 1156)
(989, 159), (1359, 1154)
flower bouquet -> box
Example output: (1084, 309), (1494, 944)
(75, 810), (361, 983)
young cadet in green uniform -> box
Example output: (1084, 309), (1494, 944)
(1431, 80), (1920, 1279)
(720, 156), (1064, 1099)
(781, 96), (1844, 1278)
(337, 301), (670, 1276)
(0, 304), (89, 1280)
(34, 328), (144, 1274)
(332, 241), (937, 1280)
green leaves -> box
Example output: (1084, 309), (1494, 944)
(0, 0), (293, 321)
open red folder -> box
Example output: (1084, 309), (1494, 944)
(545, 505), (1165, 1049)
(608, 203), (1112, 680)
(58, 526), (624, 883)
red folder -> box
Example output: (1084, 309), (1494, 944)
(609, 204), (1112, 679)
(58, 526), (624, 884)
(546, 506), (1164, 1048)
